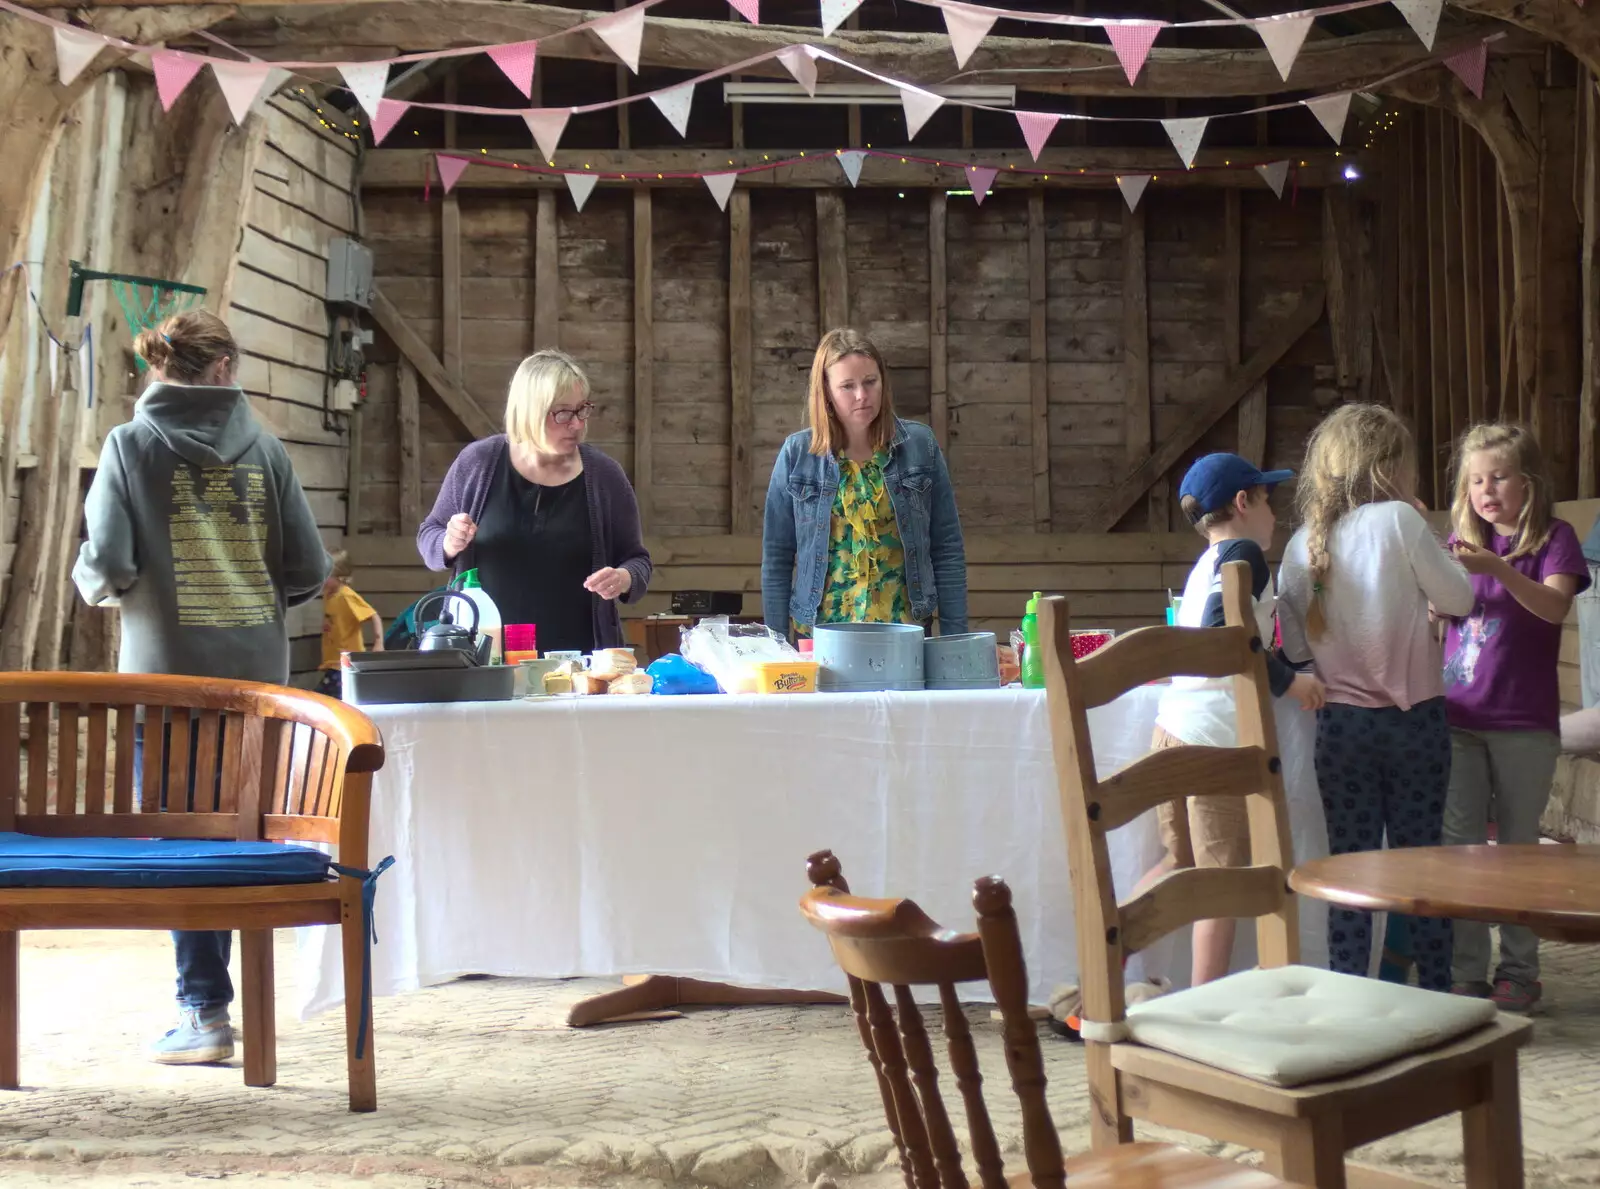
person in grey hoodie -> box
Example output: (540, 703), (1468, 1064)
(74, 310), (329, 1066)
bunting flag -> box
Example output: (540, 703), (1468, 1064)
(1161, 116), (1208, 169)
(565, 171), (599, 212)
(250, 68), (292, 118)
(820, 0), (865, 37)
(524, 108), (571, 161)
(1117, 174), (1151, 212)
(487, 41), (538, 99)
(1444, 40), (1488, 99)
(592, 6), (645, 73)
(728, 0), (760, 22)
(1392, 0), (1443, 50)
(53, 25), (105, 88)
(651, 82), (695, 137)
(1255, 159), (1290, 198)
(837, 149), (866, 186)
(339, 61), (390, 122)
(777, 45), (818, 96)
(1304, 91), (1352, 143)
(370, 98), (410, 145)
(151, 51), (204, 112)
(1254, 15), (1313, 82)
(436, 153), (471, 194)
(211, 59), (277, 125)
(965, 164), (998, 204)
(703, 171), (739, 209)
(1016, 111), (1061, 162)
(1105, 21), (1162, 86)
(900, 87), (946, 139)
(943, 3), (998, 69)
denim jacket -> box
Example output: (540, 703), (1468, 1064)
(761, 418), (968, 635)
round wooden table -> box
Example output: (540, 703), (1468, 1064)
(1290, 844), (1600, 944)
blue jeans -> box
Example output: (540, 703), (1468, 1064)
(134, 719), (234, 1013)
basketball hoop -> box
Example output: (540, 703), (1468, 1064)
(66, 261), (207, 369)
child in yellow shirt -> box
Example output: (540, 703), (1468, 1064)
(317, 550), (382, 697)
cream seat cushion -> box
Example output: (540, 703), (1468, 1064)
(1121, 964), (1499, 1087)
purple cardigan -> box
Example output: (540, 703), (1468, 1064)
(416, 436), (652, 649)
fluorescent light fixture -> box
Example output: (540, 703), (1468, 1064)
(722, 82), (1016, 107)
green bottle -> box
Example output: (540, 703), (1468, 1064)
(1020, 591), (1045, 689)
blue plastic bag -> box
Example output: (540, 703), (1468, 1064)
(646, 653), (720, 695)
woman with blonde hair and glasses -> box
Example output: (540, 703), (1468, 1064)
(418, 349), (651, 653)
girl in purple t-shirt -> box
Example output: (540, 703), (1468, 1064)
(1442, 424), (1589, 1012)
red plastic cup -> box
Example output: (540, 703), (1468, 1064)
(797, 638), (814, 654)
(503, 623), (537, 653)
(1070, 630), (1113, 660)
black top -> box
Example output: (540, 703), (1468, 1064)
(472, 450), (595, 655)
(1199, 539), (1298, 698)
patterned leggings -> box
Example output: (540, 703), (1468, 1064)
(1314, 698), (1453, 992)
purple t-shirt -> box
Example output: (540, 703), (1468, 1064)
(1444, 520), (1590, 732)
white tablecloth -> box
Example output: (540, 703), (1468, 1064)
(296, 687), (1327, 1017)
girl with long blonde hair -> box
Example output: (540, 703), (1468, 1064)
(1438, 423), (1588, 1012)
(1278, 404), (1473, 991)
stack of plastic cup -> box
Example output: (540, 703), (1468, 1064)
(503, 623), (538, 664)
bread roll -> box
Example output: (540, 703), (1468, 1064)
(572, 672), (611, 695)
(588, 648), (638, 680)
(607, 672), (654, 695)
(542, 671), (573, 695)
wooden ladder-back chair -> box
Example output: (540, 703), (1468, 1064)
(0, 672), (386, 1111)
(1038, 560), (1531, 1188)
(799, 850), (1307, 1189)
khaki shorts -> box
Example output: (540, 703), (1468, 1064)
(1152, 725), (1251, 869)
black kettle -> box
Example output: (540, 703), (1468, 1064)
(414, 590), (491, 666)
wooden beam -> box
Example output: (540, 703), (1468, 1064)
(441, 199), (463, 381)
(729, 188), (754, 534)
(1122, 202), (1152, 527)
(1029, 189), (1050, 532)
(0, 343), (66, 671)
(369, 286), (498, 440)
(1425, 109), (1449, 504)
(1396, 116), (1417, 430)
(1460, 127), (1488, 424)
(928, 191), (949, 449)
(1538, 83), (1582, 498)
(1582, 73), (1599, 500)
(345, 404), (364, 536)
(634, 187), (654, 531)
(816, 190), (849, 332)
(397, 358), (423, 533)
(534, 188), (560, 350)
(1090, 287), (1326, 531)
(614, 0), (630, 150)
(1441, 116), (1469, 447)
(1226, 189), (1266, 467)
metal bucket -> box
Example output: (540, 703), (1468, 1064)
(924, 631), (1001, 690)
(813, 622), (926, 692)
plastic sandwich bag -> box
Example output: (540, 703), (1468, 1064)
(680, 616), (800, 694)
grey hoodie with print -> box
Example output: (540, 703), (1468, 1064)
(73, 383), (330, 683)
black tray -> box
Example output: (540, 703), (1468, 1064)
(344, 663), (516, 705)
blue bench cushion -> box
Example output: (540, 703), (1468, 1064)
(0, 832), (333, 888)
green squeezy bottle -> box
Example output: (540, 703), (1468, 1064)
(1020, 590), (1045, 689)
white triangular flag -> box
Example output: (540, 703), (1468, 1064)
(1117, 175), (1151, 211)
(778, 46), (818, 96)
(1160, 116), (1207, 169)
(1254, 16), (1313, 82)
(53, 26), (105, 88)
(651, 82), (695, 138)
(249, 67), (291, 118)
(565, 172), (599, 212)
(1255, 160), (1290, 198)
(211, 60), (276, 126)
(704, 172), (738, 210)
(837, 150), (866, 186)
(592, 6), (645, 73)
(943, 4), (998, 70)
(523, 109), (572, 162)
(1393, 0), (1443, 50)
(900, 87), (945, 140)
(1304, 92), (1352, 144)
(820, 0), (865, 38)
(339, 61), (390, 122)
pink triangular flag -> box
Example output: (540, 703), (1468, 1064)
(837, 150), (866, 186)
(1393, 0), (1442, 50)
(965, 165), (998, 205)
(943, 4), (998, 69)
(651, 82), (695, 138)
(1117, 174), (1151, 212)
(1161, 116), (1207, 169)
(436, 154), (471, 194)
(1016, 111), (1060, 162)
(53, 26), (104, 88)
(1304, 92), (1352, 143)
(704, 172), (738, 210)
(211, 60), (274, 126)
(820, 0), (865, 37)
(152, 51), (204, 112)
(778, 46), (818, 96)
(900, 87), (945, 139)
(728, 0), (759, 23)
(523, 109), (571, 161)
(592, 6), (645, 73)
(487, 41), (538, 99)
(565, 172), (599, 212)
(370, 99), (409, 145)
(1444, 40), (1488, 99)
(339, 61), (390, 122)
(1255, 160), (1290, 198)
(1105, 21), (1162, 86)
(1255, 16), (1313, 82)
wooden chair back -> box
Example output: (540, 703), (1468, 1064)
(0, 672), (384, 865)
(800, 849), (1064, 1189)
(1038, 559), (1298, 1035)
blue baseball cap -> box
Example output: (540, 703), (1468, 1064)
(1179, 453), (1294, 515)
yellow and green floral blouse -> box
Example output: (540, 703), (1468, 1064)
(794, 451), (914, 637)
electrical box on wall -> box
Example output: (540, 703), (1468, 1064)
(326, 238), (374, 309)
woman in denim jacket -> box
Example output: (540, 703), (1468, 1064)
(762, 328), (968, 638)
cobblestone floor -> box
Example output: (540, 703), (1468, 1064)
(2, 930), (1598, 1187)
